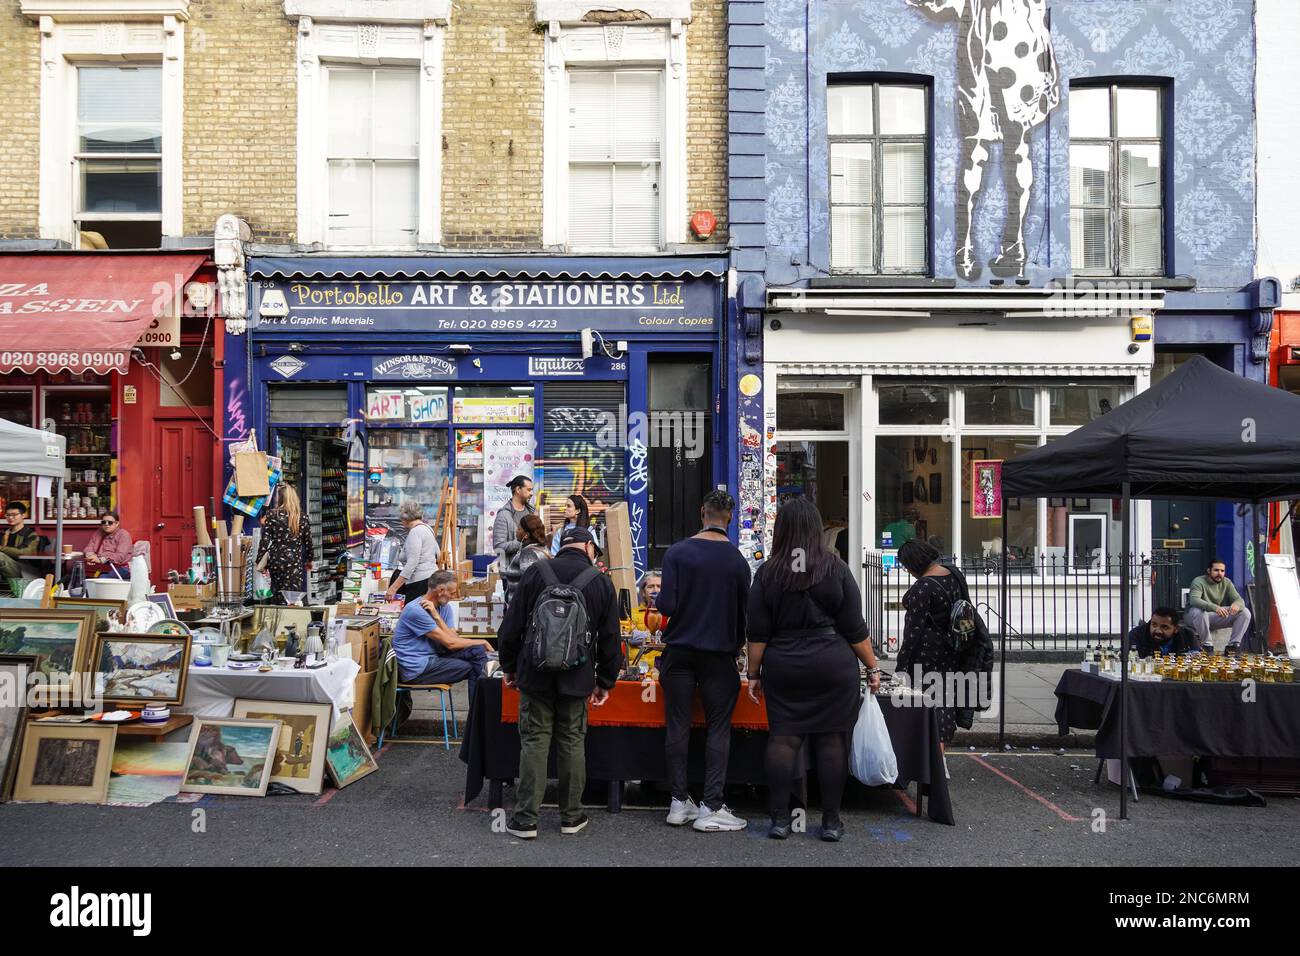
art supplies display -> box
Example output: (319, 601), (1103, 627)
(12, 722), (117, 804)
(180, 717), (282, 796)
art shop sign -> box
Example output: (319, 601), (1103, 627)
(252, 278), (717, 334)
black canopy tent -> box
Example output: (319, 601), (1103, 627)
(1000, 356), (1300, 818)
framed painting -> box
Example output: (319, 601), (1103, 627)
(106, 740), (189, 807)
(929, 473), (942, 505)
(0, 653), (37, 802)
(145, 592), (177, 620)
(325, 710), (378, 790)
(181, 717), (282, 797)
(970, 459), (1004, 519)
(12, 722), (117, 804)
(0, 609), (97, 706)
(91, 633), (191, 708)
(51, 596), (128, 633)
(233, 699), (333, 795)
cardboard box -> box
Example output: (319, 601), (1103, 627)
(169, 582), (215, 608)
(351, 668), (377, 744)
(337, 616), (380, 672)
(458, 572), (499, 598)
(603, 502), (637, 617)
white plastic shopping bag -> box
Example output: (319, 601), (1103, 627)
(850, 693), (898, 786)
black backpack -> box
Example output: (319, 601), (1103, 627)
(526, 561), (602, 672)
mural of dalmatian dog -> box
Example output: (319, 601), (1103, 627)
(907, 0), (1060, 279)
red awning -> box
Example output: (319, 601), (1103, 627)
(0, 253), (208, 375)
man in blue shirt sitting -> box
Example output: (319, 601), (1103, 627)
(391, 570), (493, 703)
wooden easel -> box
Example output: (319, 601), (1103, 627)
(434, 478), (458, 570)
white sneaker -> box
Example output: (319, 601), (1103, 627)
(666, 797), (700, 826)
(693, 804), (748, 832)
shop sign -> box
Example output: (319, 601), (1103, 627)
(269, 355), (306, 378)
(452, 395), (534, 425)
(372, 355), (456, 380)
(135, 306), (180, 348)
(253, 278), (718, 334)
(366, 389), (449, 424)
(122, 385), (137, 404)
(528, 357), (586, 377)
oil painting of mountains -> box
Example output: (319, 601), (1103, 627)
(93, 634), (191, 707)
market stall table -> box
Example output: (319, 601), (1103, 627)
(1055, 670), (1300, 759)
(461, 679), (954, 825)
(115, 714), (194, 741)
(180, 659), (360, 718)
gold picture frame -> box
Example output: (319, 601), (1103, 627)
(52, 596), (128, 633)
(90, 633), (192, 708)
(12, 722), (117, 804)
(0, 608), (98, 706)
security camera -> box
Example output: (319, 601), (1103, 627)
(580, 329), (595, 360)
(170, 349), (183, 361)
(448, 343), (473, 354)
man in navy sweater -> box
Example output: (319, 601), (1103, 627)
(657, 490), (752, 832)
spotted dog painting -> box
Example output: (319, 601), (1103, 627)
(907, 0), (1060, 278)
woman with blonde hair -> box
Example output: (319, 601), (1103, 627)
(257, 483), (313, 603)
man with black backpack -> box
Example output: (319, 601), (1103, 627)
(497, 527), (621, 839)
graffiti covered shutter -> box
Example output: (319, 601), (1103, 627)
(542, 382), (627, 507)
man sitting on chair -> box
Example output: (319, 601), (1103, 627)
(391, 570), (493, 705)
(0, 502), (39, 582)
(1185, 559), (1252, 654)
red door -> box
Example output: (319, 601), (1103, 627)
(152, 420), (215, 576)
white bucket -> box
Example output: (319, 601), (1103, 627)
(85, 578), (133, 601)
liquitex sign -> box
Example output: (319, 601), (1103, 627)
(252, 278), (717, 334)
(528, 357), (586, 376)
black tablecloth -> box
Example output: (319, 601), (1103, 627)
(459, 680), (954, 825)
(1055, 670), (1300, 759)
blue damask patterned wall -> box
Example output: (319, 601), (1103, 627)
(763, 0), (1256, 290)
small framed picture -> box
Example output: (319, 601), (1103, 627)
(146, 592), (177, 620)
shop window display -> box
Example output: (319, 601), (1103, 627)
(42, 385), (114, 524)
(875, 435), (953, 555)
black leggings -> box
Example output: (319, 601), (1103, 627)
(766, 732), (849, 826)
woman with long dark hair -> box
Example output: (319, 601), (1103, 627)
(895, 539), (963, 747)
(746, 497), (881, 841)
(550, 494), (590, 555)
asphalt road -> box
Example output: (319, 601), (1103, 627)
(2, 741), (1298, 867)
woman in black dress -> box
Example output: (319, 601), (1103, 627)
(746, 497), (882, 841)
(895, 539), (962, 746)
(257, 484), (313, 602)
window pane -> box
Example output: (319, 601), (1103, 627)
(613, 163), (660, 246)
(1116, 87), (1160, 138)
(776, 391), (845, 431)
(78, 66), (161, 153)
(1070, 208), (1110, 272)
(373, 162), (418, 246)
(1069, 86), (1110, 138)
(1120, 143), (1161, 205)
(830, 142), (873, 203)
(964, 385), (1035, 426)
(327, 69), (373, 157)
(881, 207), (926, 271)
(569, 164), (613, 246)
(876, 435), (952, 554)
(649, 360), (711, 411)
(568, 71), (614, 162)
(831, 206), (873, 271)
(878, 384), (948, 425)
(828, 86), (872, 136)
(373, 70), (419, 158)
(960, 436), (1038, 560)
(882, 142), (925, 203)
(1069, 143), (1110, 206)
(79, 160), (161, 213)
(878, 85), (926, 134)
(327, 159), (373, 244)
(1047, 385), (1126, 425)
(366, 428), (450, 529)
(1120, 208), (1162, 273)
(613, 72), (663, 163)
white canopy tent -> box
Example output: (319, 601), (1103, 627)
(0, 417), (68, 585)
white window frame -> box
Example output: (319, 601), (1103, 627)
(24, 2), (188, 247)
(286, 0), (450, 249)
(540, 12), (689, 250)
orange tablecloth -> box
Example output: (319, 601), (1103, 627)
(500, 679), (770, 730)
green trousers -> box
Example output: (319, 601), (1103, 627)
(514, 691), (588, 828)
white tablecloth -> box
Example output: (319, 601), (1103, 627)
(180, 659), (361, 718)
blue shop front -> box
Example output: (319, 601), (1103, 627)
(228, 255), (732, 602)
